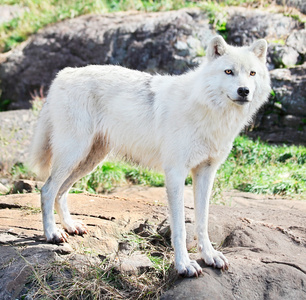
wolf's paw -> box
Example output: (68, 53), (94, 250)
(46, 228), (69, 244)
(64, 221), (88, 236)
(176, 259), (203, 277)
(200, 245), (229, 270)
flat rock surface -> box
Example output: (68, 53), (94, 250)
(0, 187), (305, 299)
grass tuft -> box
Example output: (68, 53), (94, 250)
(72, 161), (165, 193)
(22, 223), (176, 299)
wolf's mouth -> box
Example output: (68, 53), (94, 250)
(227, 95), (250, 105)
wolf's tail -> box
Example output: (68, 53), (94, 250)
(29, 104), (53, 181)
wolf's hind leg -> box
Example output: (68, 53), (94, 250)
(54, 191), (88, 236)
(54, 134), (108, 237)
(41, 134), (108, 243)
(192, 162), (229, 270)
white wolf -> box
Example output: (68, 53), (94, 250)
(30, 36), (270, 277)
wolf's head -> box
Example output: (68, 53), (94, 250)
(200, 36), (271, 110)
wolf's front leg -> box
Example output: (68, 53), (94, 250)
(192, 162), (229, 270)
(165, 168), (202, 277)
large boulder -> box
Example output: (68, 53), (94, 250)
(226, 7), (300, 46)
(225, 7), (305, 70)
(0, 8), (305, 144)
(0, 9), (214, 109)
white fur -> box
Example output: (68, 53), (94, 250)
(30, 36), (271, 277)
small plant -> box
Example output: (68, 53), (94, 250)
(10, 162), (35, 180)
(196, 46), (206, 57)
(30, 86), (45, 113)
(0, 99), (12, 111)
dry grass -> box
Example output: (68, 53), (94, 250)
(21, 223), (178, 299)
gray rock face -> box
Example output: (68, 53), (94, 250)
(269, 44), (300, 68)
(0, 9), (214, 109)
(286, 29), (306, 54)
(267, 29), (306, 69)
(247, 63), (306, 145)
(226, 7), (300, 46)
(270, 64), (306, 116)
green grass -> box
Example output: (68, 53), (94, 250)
(217, 136), (306, 198)
(3, 136), (305, 199)
(71, 136), (306, 199)
(72, 161), (165, 193)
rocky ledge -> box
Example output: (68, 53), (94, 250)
(0, 187), (305, 299)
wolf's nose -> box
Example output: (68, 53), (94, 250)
(237, 87), (249, 97)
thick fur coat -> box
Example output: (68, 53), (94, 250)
(30, 36), (271, 277)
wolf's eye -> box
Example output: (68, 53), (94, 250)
(250, 71), (256, 76)
(225, 69), (233, 75)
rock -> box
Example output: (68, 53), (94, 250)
(226, 7), (300, 46)
(0, 187), (306, 299)
(286, 29), (306, 54)
(52, 243), (73, 255)
(246, 63), (306, 145)
(161, 190), (306, 300)
(0, 236), (58, 300)
(276, 0), (306, 14)
(270, 64), (306, 116)
(118, 251), (153, 274)
(268, 44), (300, 68)
(11, 179), (44, 194)
(0, 190), (168, 299)
(0, 109), (38, 171)
(0, 9), (215, 109)
(0, 5), (27, 25)
(0, 183), (9, 194)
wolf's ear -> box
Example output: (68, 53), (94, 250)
(207, 36), (228, 61)
(250, 39), (268, 62)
